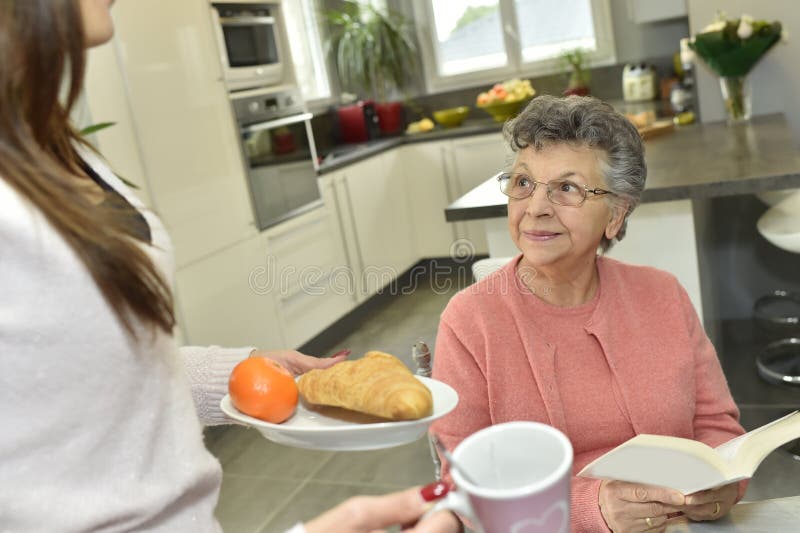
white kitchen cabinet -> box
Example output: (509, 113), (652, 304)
(446, 133), (508, 256)
(341, 150), (416, 298)
(262, 206), (356, 348)
(399, 142), (458, 258)
(319, 170), (361, 294)
(175, 233), (284, 349)
(320, 151), (416, 302)
(106, 0), (256, 268)
(176, 204), (355, 351)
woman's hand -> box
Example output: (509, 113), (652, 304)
(599, 480), (685, 532)
(680, 482), (738, 521)
(304, 484), (460, 533)
(249, 349), (349, 376)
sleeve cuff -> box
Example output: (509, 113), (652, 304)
(572, 477), (610, 532)
(181, 345), (255, 426)
(284, 523), (306, 533)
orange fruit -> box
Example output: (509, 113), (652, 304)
(228, 358), (298, 423)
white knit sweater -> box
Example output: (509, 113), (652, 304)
(0, 147), (252, 532)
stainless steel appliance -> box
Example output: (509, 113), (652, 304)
(211, 1), (286, 91)
(233, 87), (322, 231)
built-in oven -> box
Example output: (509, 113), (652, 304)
(211, 1), (286, 91)
(232, 87), (322, 231)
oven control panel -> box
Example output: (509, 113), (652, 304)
(232, 88), (303, 125)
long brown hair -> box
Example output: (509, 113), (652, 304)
(0, 0), (175, 336)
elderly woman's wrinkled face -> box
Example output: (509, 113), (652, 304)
(507, 143), (625, 273)
(80, 0), (115, 48)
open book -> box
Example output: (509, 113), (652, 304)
(578, 411), (800, 494)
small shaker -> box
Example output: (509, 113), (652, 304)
(413, 341), (432, 377)
(412, 340), (441, 479)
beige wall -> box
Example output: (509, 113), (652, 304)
(611, 0), (689, 64)
(687, 0), (799, 145)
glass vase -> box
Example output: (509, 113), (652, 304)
(719, 76), (752, 124)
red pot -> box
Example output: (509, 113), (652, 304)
(337, 104), (369, 143)
(375, 101), (404, 135)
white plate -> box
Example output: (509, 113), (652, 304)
(220, 376), (458, 451)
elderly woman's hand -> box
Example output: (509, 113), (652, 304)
(249, 349), (349, 376)
(599, 480), (685, 532)
(680, 482), (738, 521)
(303, 484), (460, 533)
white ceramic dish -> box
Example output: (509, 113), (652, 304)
(220, 376), (458, 451)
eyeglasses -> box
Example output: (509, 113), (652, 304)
(497, 172), (615, 207)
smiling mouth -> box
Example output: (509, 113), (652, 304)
(522, 230), (561, 241)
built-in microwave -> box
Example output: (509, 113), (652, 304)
(211, 1), (286, 91)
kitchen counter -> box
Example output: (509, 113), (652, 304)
(316, 118), (503, 174)
(444, 113), (800, 222)
(315, 99), (673, 176)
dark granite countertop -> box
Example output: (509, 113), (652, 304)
(445, 113), (800, 222)
(316, 118), (504, 175)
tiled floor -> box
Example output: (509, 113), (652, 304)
(205, 263), (800, 532)
(205, 261), (468, 532)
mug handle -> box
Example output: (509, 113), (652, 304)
(423, 490), (481, 533)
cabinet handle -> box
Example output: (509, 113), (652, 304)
(265, 211), (325, 243)
(278, 270), (334, 303)
(338, 177), (365, 274)
(440, 145), (455, 202)
(240, 112), (313, 135)
(328, 178), (354, 270)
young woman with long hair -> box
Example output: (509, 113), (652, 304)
(0, 1), (457, 531)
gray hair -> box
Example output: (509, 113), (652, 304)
(503, 95), (646, 252)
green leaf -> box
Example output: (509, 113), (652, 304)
(78, 122), (139, 189)
(79, 121), (116, 136)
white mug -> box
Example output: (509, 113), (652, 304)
(431, 421), (573, 533)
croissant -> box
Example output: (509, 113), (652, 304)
(298, 351), (433, 420)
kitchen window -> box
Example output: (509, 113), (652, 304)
(414, 0), (615, 92)
(283, 0), (331, 102)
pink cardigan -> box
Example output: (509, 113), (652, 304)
(432, 255), (744, 532)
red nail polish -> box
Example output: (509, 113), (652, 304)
(420, 481), (449, 502)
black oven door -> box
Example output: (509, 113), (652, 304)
(241, 113), (322, 230)
(217, 7), (279, 68)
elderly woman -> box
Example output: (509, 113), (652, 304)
(431, 95), (745, 532)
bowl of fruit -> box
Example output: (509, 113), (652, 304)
(476, 78), (536, 122)
(433, 106), (470, 128)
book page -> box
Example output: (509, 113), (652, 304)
(720, 411), (800, 477)
(714, 431), (749, 463)
(716, 411), (799, 461)
(578, 435), (732, 494)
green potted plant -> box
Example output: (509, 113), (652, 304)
(560, 48), (591, 96)
(326, 0), (418, 134)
